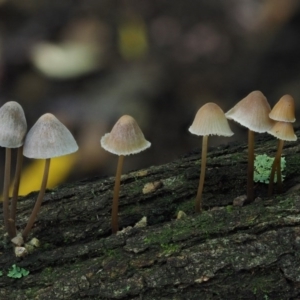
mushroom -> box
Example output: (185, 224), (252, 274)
(0, 101), (27, 239)
(225, 91), (274, 202)
(189, 103), (233, 213)
(100, 115), (151, 233)
(268, 94), (296, 196)
(267, 122), (296, 195)
(22, 113), (78, 241)
(269, 94), (295, 122)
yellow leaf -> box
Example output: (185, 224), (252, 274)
(11, 153), (78, 196)
(118, 16), (148, 61)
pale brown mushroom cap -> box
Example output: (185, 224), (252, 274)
(0, 101), (27, 148)
(268, 121), (297, 141)
(225, 90), (274, 133)
(23, 113), (78, 159)
(269, 94), (296, 122)
(100, 115), (151, 156)
(189, 103), (233, 136)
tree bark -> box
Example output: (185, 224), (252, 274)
(1, 131), (300, 299)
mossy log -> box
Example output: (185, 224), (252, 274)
(1, 131), (300, 299)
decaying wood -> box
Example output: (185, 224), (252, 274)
(1, 131), (300, 299)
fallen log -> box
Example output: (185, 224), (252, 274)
(1, 131), (300, 299)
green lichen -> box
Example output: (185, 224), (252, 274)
(7, 264), (29, 278)
(254, 154), (286, 184)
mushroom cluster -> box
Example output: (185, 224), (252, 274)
(267, 94), (296, 196)
(225, 91), (298, 201)
(0, 102), (78, 248)
(225, 91), (274, 202)
(0, 102), (27, 239)
(0, 90), (297, 250)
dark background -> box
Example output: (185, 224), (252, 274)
(0, 0), (299, 192)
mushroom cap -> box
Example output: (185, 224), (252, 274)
(0, 101), (27, 148)
(189, 103), (234, 136)
(225, 90), (274, 133)
(23, 113), (78, 159)
(268, 121), (297, 141)
(100, 115), (151, 156)
(269, 94), (296, 122)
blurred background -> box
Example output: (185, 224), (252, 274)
(0, 0), (300, 195)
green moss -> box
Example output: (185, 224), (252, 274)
(40, 266), (59, 282)
(277, 196), (296, 210)
(226, 205), (234, 213)
(213, 152), (246, 165)
(143, 210), (231, 248)
(24, 287), (40, 298)
(250, 275), (276, 295)
(160, 243), (179, 255)
(41, 242), (54, 250)
(102, 248), (122, 259)
(285, 156), (300, 176)
(144, 227), (173, 245)
(122, 204), (142, 215)
(176, 198), (194, 214)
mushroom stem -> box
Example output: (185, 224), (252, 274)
(195, 135), (208, 213)
(9, 146), (24, 238)
(268, 139), (284, 197)
(277, 154), (283, 194)
(111, 155), (124, 233)
(3, 148), (14, 238)
(247, 130), (255, 202)
(22, 158), (50, 241)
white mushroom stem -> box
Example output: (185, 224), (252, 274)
(195, 135), (208, 213)
(3, 148), (13, 238)
(247, 130), (255, 202)
(112, 155), (124, 233)
(9, 146), (24, 238)
(22, 158), (50, 241)
(268, 139), (284, 197)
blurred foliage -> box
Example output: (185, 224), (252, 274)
(0, 0), (299, 194)
(118, 15), (148, 61)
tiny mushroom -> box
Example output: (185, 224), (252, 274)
(0, 101), (27, 239)
(100, 115), (151, 233)
(225, 91), (274, 202)
(22, 113), (78, 241)
(268, 94), (296, 196)
(269, 94), (295, 123)
(189, 103), (233, 213)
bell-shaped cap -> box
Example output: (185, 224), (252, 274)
(101, 115), (151, 156)
(23, 113), (78, 159)
(268, 121), (297, 141)
(0, 101), (27, 148)
(189, 103), (234, 136)
(225, 91), (274, 133)
(269, 94), (296, 123)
